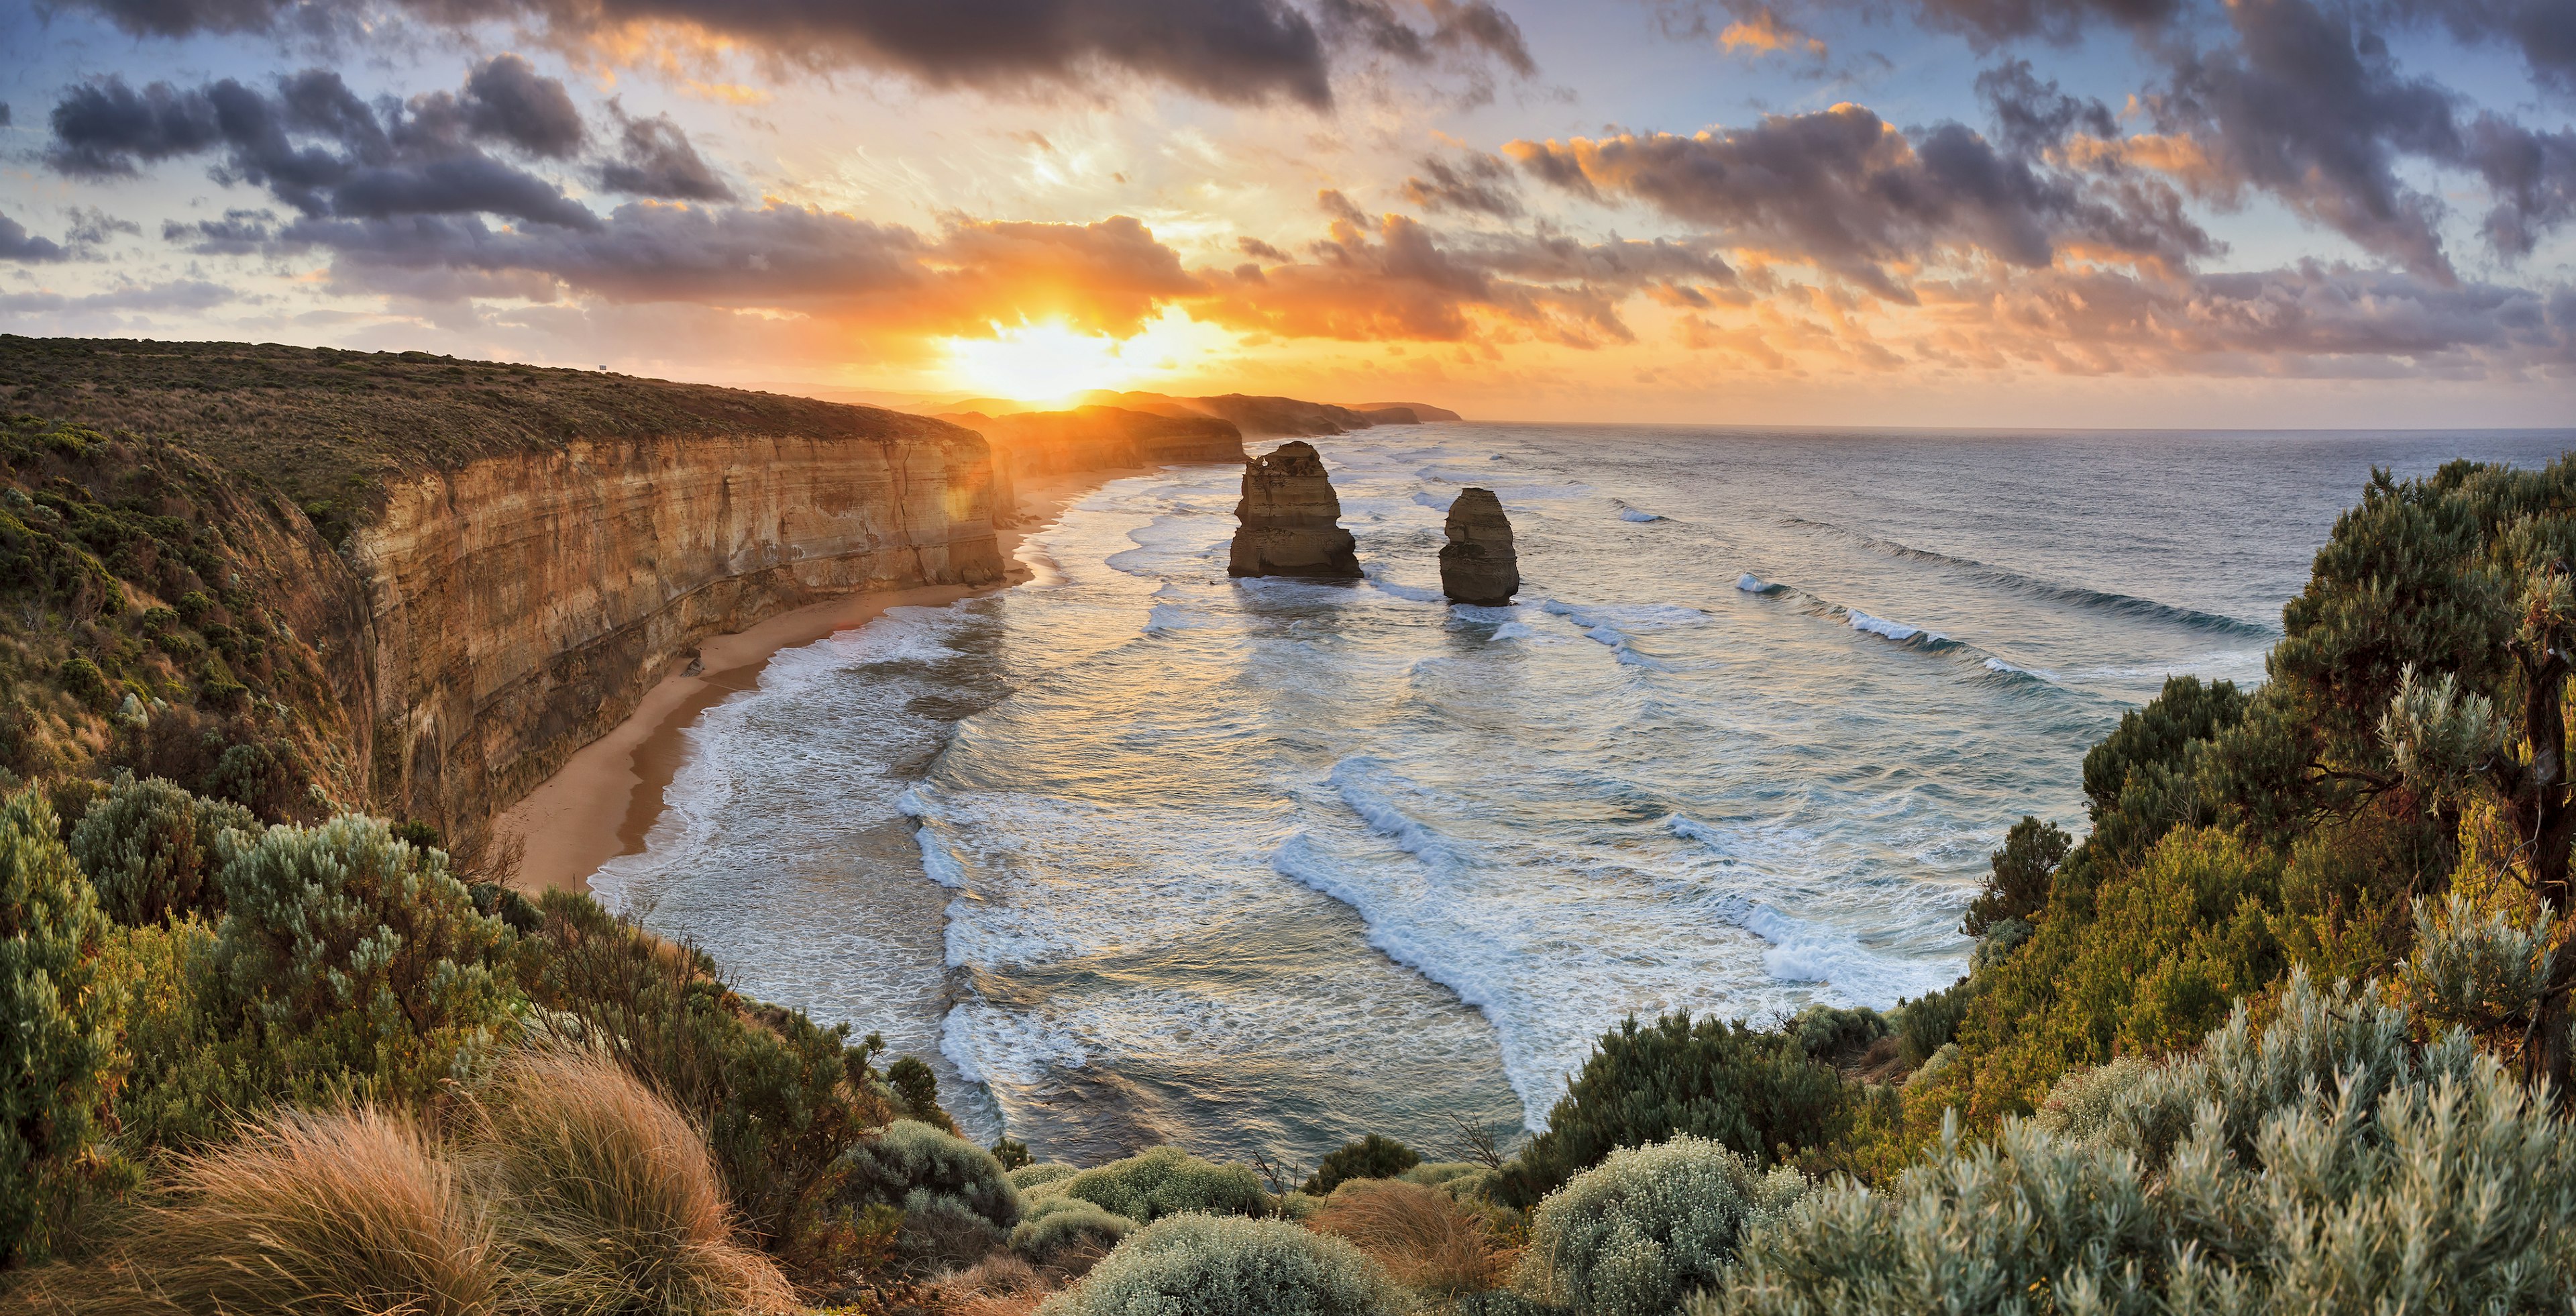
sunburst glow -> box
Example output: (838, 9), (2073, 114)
(941, 321), (1133, 405)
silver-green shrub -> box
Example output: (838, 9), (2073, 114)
(1704, 968), (2576, 1316)
(1059, 1145), (1272, 1223)
(1401, 1161), (1501, 1203)
(206, 813), (518, 1107)
(69, 772), (256, 925)
(835, 1117), (1021, 1265)
(1012, 1194), (1138, 1263)
(1013, 1161), (1082, 1193)
(1519, 1133), (1805, 1316)
(1037, 1213), (1407, 1316)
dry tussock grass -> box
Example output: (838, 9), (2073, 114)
(934, 1253), (1059, 1316)
(1309, 1178), (1516, 1298)
(476, 1045), (798, 1315)
(11, 1105), (502, 1315)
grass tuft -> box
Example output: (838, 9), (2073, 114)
(476, 1045), (798, 1315)
(1311, 1177), (1516, 1299)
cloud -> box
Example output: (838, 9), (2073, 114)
(1399, 150), (1521, 217)
(47, 0), (1537, 108)
(1507, 103), (2212, 299)
(1911, 260), (2576, 375)
(0, 279), (240, 315)
(0, 213), (72, 263)
(597, 104), (734, 200)
(163, 209), (282, 254)
(1198, 207), (1737, 346)
(41, 60), (754, 233)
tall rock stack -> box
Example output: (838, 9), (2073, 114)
(1228, 441), (1362, 578)
(1439, 488), (1520, 605)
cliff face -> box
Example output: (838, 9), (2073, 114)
(1228, 441), (1362, 579)
(359, 429), (1004, 854)
(3, 338), (1009, 857)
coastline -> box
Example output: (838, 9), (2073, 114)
(492, 466), (1138, 893)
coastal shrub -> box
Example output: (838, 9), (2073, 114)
(886, 1054), (959, 1132)
(993, 1136), (1034, 1170)
(835, 1118), (1022, 1267)
(1704, 971), (2576, 1315)
(1012, 1195), (1138, 1267)
(1037, 1213), (1405, 1316)
(203, 813), (519, 1109)
(1059, 1145), (1272, 1223)
(98, 915), (229, 1151)
(20, 1106), (504, 1316)
(1962, 816), (2070, 936)
(1786, 1005), (1886, 1065)
(1521, 1135), (1803, 1316)
(517, 887), (894, 1252)
(477, 1046), (796, 1315)
(1305, 1133), (1421, 1195)
(1313, 1176), (1512, 1298)
(0, 788), (121, 1266)
(68, 772), (256, 925)
(1497, 1013), (1847, 1209)
(1013, 1162), (1081, 1193)
(1401, 1161), (1501, 1203)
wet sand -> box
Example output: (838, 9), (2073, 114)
(493, 468), (1134, 893)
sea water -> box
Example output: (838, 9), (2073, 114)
(590, 425), (2575, 1165)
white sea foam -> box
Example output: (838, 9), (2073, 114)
(1847, 609), (1947, 645)
(1619, 507), (1666, 523)
(1413, 490), (1458, 512)
(1491, 621), (1538, 642)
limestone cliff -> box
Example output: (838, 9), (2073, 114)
(1228, 441), (1362, 579)
(1439, 488), (1520, 606)
(2, 338), (1006, 857)
(360, 429), (1002, 852)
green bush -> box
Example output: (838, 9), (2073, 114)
(56, 656), (111, 710)
(1521, 1134), (1804, 1316)
(1012, 1195), (1138, 1264)
(1303, 1133), (1420, 1195)
(1962, 816), (2070, 936)
(1705, 970), (2576, 1315)
(1037, 1213), (1405, 1316)
(1012, 1162), (1081, 1193)
(833, 1118), (1020, 1266)
(1400, 1161), (1501, 1203)
(1787, 1005), (1887, 1064)
(1059, 1146), (1272, 1223)
(203, 813), (519, 1110)
(0, 787), (122, 1265)
(69, 772), (257, 925)
(97, 915), (228, 1151)
(1888, 983), (1969, 1068)
(1498, 1013), (1849, 1209)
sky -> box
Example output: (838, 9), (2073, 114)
(2, 0), (2573, 426)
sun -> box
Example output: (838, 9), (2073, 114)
(941, 321), (1132, 405)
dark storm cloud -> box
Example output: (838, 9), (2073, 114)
(0, 213), (72, 263)
(596, 106), (735, 201)
(1400, 150), (1523, 217)
(458, 53), (587, 158)
(40, 61), (659, 232)
(1507, 103), (2211, 298)
(46, 0), (1536, 108)
(1974, 60), (2114, 156)
(162, 209), (282, 254)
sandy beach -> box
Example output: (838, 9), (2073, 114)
(492, 466), (1137, 893)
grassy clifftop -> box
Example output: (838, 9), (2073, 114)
(0, 336), (971, 542)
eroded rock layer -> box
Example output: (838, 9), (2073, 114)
(360, 429), (1004, 855)
(1228, 440), (1362, 579)
(1440, 487), (1520, 605)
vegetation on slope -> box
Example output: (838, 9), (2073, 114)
(0, 336), (979, 542)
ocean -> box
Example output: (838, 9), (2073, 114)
(590, 424), (2575, 1166)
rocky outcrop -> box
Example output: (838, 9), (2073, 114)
(1439, 489), (1519, 605)
(359, 429), (1003, 854)
(1228, 442), (1361, 579)
(1349, 401), (1464, 422)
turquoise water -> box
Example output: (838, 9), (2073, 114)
(593, 425), (2575, 1165)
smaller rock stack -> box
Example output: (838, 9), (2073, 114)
(1438, 488), (1519, 605)
(1229, 441), (1363, 578)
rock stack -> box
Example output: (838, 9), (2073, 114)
(1438, 488), (1519, 605)
(1228, 441), (1362, 579)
